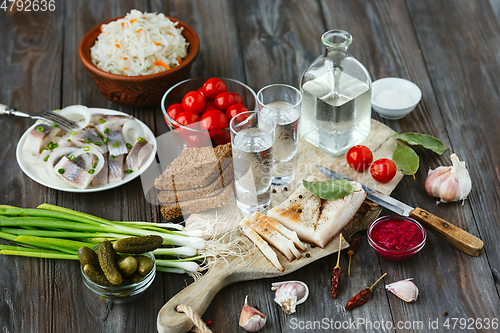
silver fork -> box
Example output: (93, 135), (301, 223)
(1, 103), (78, 132)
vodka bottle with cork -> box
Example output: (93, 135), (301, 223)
(300, 30), (372, 156)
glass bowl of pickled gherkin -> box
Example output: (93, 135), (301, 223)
(79, 241), (157, 304)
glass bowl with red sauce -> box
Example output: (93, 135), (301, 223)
(367, 215), (426, 261)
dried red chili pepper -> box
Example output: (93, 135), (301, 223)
(345, 273), (387, 311)
(331, 267), (341, 298)
(347, 237), (361, 276)
(330, 234), (343, 298)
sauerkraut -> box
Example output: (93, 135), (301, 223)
(90, 9), (189, 76)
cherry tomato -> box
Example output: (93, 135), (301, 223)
(214, 92), (235, 112)
(166, 103), (184, 121)
(197, 87), (208, 101)
(346, 145), (373, 171)
(177, 129), (211, 147)
(206, 101), (216, 109)
(203, 78), (227, 99)
(232, 92), (244, 105)
(175, 111), (201, 127)
(200, 109), (229, 130)
(370, 158), (397, 183)
(225, 104), (248, 121)
(182, 91), (206, 114)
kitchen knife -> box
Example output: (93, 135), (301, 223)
(316, 165), (484, 256)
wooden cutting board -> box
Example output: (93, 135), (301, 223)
(157, 119), (404, 333)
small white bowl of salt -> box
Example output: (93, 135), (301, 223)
(371, 77), (422, 119)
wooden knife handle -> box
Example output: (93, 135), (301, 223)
(409, 207), (483, 256)
(157, 263), (236, 333)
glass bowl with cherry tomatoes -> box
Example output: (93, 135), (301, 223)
(161, 77), (256, 147)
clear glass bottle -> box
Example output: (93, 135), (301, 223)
(300, 30), (371, 156)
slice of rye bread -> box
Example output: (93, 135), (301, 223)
(154, 143), (232, 191)
(160, 183), (235, 220)
(157, 163), (234, 204)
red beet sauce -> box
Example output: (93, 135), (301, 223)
(368, 215), (426, 261)
(371, 219), (424, 251)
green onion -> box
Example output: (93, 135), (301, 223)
(47, 142), (54, 149)
(112, 142), (119, 148)
(51, 123), (58, 127)
(67, 139), (71, 142)
(69, 154), (75, 161)
(94, 142), (102, 146)
(104, 128), (109, 134)
(126, 143), (133, 149)
(93, 162), (97, 168)
(37, 126), (44, 132)
(137, 137), (145, 143)
(58, 168), (64, 174)
(85, 138), (92, 143)
(40, 148), (48, 153)
(98, 118), (106, 124)
(97, 133), (103, 139)
(88, 169), (95, 174)
(103, 138), (108, 144)
(43, 155), (50, 162)
(125, 170), (133, 174)
(0, 204), (207, 274)
(83, 146), (90, 152)
(70, 131), (77, 135)
(53, 143), (59, 149)
(110, 155), (115, 158)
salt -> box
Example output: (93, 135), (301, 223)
(374, 89), (414, 109)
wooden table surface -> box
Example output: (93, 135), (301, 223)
(1, 0), (500, 332)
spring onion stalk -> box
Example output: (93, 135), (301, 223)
(0, 250), (78, 260)
(153, 246), (198, 257)
(118, 221), (185, 230)
(155, 267), (187, 274)
(0, 204), (210, 276)
(155, 260), (200, 272)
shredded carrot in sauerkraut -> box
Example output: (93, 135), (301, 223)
(90, 9), (188, 76)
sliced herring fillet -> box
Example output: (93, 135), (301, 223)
(240, 226), (283, 272)
(23, 124), (63, 155)
(108, 154), (125, 183)
(53, 156), (93, 189)
(125, 140), (153, 172)
(91, 153), (108, 186)
(251, 212), (307, 251)
(268, 175), (366, 248)
(242, 216), (297, 261)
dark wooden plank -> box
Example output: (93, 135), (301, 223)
(318, 0), (500, 331)
(406, 0), (500, 298)
(0, 5), (65, 333)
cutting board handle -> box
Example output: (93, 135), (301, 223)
(409, 207), (484, 256)
(157, 263), (238, 333)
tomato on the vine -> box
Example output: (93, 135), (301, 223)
(346, 145), (373, 171)
(175, 111), (201, 127)
(226, 104), (248, 121)
(214, 92), (235, 112)
(370, 158), (397, 183)
(203, 78), (227, 99)
(182, 91), (206, 114)
(200, 109), (229, 130)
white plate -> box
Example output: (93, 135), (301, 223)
(16, 108), (157, 193)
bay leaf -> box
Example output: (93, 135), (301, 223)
(302, 179), (353, 200)
(391, 132), (448, 155)
(392, 144), (420, 177)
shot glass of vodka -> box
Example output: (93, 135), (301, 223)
(230, 111), (276, 213)
(257, 84), (302, 185)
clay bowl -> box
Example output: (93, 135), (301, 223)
(79, 16), (199, 108)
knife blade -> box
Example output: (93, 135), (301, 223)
(316, 165), (484, 257)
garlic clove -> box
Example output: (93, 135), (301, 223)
(239, 295), (266, 332)
(424, 153), (472, 203)
(271, 281), (309, 314)
(385, 279), (419, 303)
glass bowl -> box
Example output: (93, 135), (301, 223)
(367, 215), (426, 262)
(161, 77), (257, 147)
(80, 246), (156, 304)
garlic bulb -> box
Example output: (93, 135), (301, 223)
(239, 296), (266, 332)
(271, 281), (309, 314)
(424, 153), (472, 203)
(385, 279), (419, 302)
